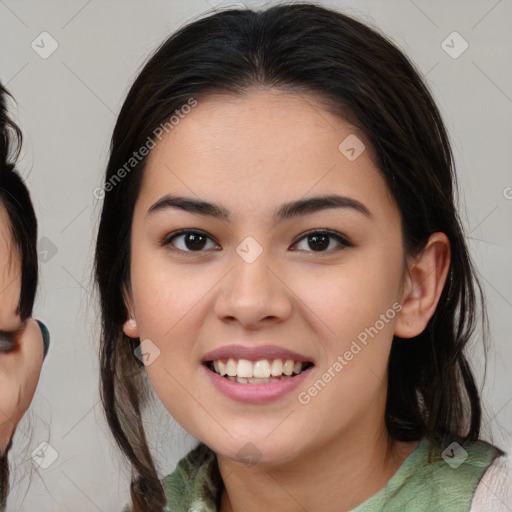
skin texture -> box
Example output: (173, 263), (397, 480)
(0, 203), (44, 454)
(123, 88), (451, 512)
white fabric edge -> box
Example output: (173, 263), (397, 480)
(470, 453), (512, 512)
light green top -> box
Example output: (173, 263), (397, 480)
(157, 437), (503, 512)
(349, 437), (503, 511)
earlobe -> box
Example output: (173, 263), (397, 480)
(394, 271), (420, 338)
(123, 317), (139, 338)
(394, 232), (451, 339)
(121, 282), (139, 338)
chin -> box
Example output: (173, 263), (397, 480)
(212, 436), (301, 467)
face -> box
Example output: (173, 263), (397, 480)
(0, 204), (43, 453)
(124, 89), (408, 464)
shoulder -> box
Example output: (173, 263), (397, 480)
(121, 443), (218, 512)
(353, 436), (507, 511)
(470, 448), (512, 512)
(162, 442), (220, 511)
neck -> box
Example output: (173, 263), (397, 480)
(216, 397), (419, 512)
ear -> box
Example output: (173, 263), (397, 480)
(122, 282), (139, 339)
(394, 232), (451, 338)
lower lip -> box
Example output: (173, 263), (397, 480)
(202, 363), (314, 404)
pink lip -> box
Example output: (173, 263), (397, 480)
(203, 363), (314, 403)
(201, 344), (314, 363)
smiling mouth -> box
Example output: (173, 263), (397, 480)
(204, 358), (315, 384)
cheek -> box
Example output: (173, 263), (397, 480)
(297, 257), (399, 340)
(129, 250), (214, 405)
(130, 241), (198, 332)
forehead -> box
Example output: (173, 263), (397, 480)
(136, 88), (396, 222)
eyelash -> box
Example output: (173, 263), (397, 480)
(160, 229), (353, 256)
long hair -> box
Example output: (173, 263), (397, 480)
(0, 83), (39, 509)
(94, 3), (496, 510)
(0, 84), (38, 322)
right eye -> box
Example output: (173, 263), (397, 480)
(161, 229), (220, 255)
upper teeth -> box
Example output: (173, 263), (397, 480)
(212, 358), (305, 378)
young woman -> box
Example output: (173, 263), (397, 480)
(94, 3), (511, 511)
(0, 83), (50, 510)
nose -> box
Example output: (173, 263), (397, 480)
(213, 246), (293, 329)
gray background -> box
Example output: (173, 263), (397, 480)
(1, 0), (511, 510)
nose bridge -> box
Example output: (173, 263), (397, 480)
(232, 234), (276, 300)
(215, 234), (291, 325)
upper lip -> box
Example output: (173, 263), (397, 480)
(201, 344), (315, 364)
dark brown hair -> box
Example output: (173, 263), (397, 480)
(0, 83), (39, 510)
(94, 3), (500, 510)
(0, 84), (38, 323)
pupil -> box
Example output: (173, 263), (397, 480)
(309, 234), (328, 251)
(186, 233), (206, 250)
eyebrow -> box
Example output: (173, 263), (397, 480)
(146, 194), (373, 223)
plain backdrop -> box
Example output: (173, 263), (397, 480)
(0, 0), (511, 510)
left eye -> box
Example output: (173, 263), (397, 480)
(292, 230), (351, 253)
(162, 229), (351, 254)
